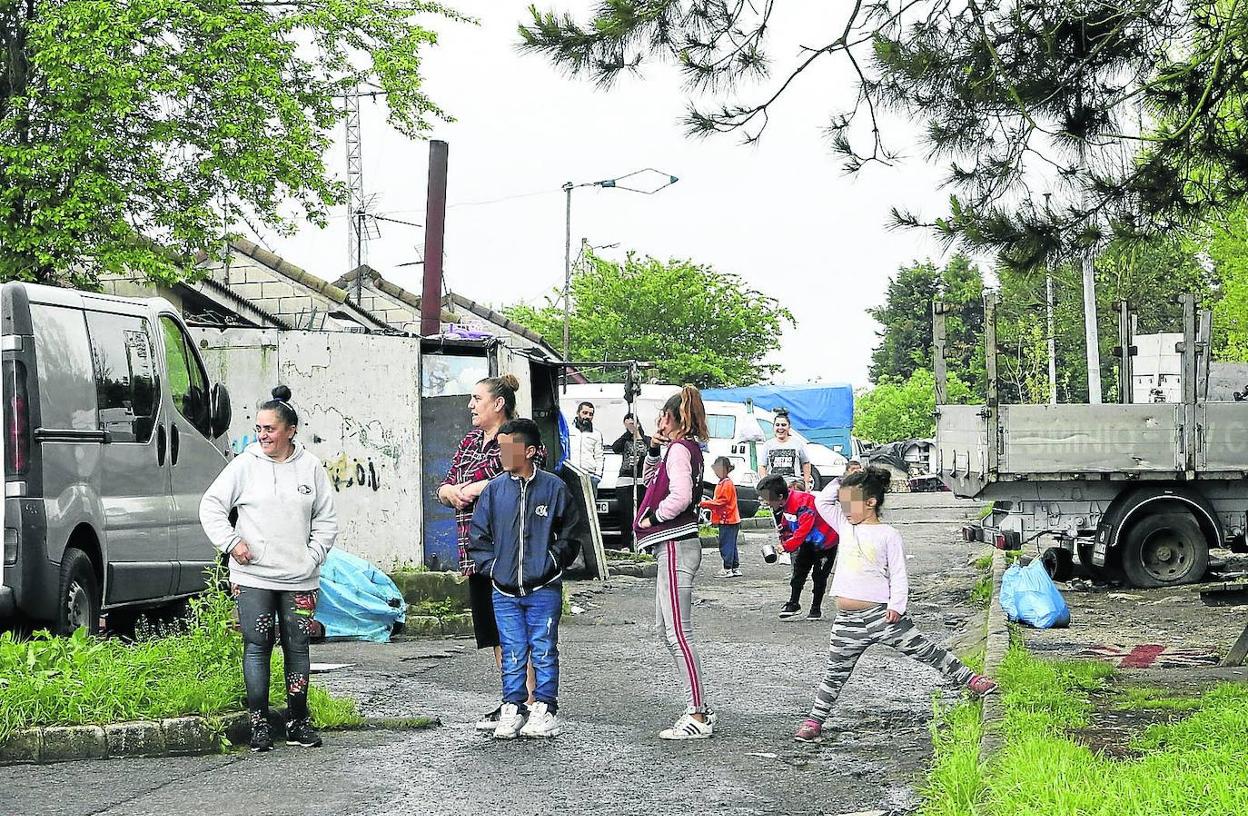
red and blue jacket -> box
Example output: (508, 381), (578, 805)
(775, 490), (838, 553)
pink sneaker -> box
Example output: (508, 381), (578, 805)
(967, 674), (998, 697)
(794, 719), (822, 743)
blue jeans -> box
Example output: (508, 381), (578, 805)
(493, 586), (562, 709)
(718, 523), (741, 569)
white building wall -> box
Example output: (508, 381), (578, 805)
(193, 328), (424, 568)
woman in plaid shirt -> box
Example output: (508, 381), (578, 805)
(438, 374), (545, 732)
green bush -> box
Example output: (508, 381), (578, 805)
(0, 572), (359, 738)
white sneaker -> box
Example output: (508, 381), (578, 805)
(659, 712), (713, 740)
(715, 568), (734, 578)
(475, 705), (502, 733)
(519, 702), (560, 738)
(731, 569), (742, 577)
(493, 703), (527, 740)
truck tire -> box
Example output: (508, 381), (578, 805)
(1076, 541), (1121, 583)
(1041, 547), (1074, 582)
(55, 548), (101, 636)
(1120, 512), (1210, 588)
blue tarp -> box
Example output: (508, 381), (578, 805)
(700, 384), (855, 451)
(316, 549), (408, 642)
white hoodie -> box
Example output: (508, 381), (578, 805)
(199, 441), (338, 591)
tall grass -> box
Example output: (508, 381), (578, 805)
(922, 646), (1248, 816)
(0, 574), (360, 738)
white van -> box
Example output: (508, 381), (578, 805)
(1, 283), (233, 634)
(560, 385), (757, 538)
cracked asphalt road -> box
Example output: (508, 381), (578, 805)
(2, 511), (985, 816)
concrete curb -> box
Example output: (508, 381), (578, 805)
(0, 714), (224, 766)
(979, 548), (1011, 761)
(401, 612), (474, 639)
(607, 562), (658, 579)
(0, 709), (439, 766)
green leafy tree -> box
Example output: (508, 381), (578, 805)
(520, 3), (1248, 272)
(869, 254), (984, 390)
(853, 369), (970, 444)
(1192, 205), (1248, 361)
(0, 0), (460, 286)
(504, 251), (795, 387)
(993, 235), (1219, 403)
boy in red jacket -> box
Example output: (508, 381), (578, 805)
(758, 475), (839, 620)
(700, 456), (742, 578)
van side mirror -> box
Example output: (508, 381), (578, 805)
(210, 383), (232, 439)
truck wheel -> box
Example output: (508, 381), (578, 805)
(1120, 512), (1210, 588)
(56, 548), (101, 636)
(1041, 547), (1074, 582)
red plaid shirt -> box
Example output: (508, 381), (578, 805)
(442, 428), (546, 575)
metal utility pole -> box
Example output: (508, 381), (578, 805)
(344, 86), (366, 272)
(1077, 142), (1103, 403)
(560, 168), (679, 384)
(355, 208), (365, 304)
(1046, 274), (1058, 404)
(932, 301), (949, 406)
(421, 140), (449, 337)
(562, 181), (573, 368)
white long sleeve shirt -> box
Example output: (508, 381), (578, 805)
(568, 425), (605, 477)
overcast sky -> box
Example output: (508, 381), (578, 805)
(271, 1), (961, 388)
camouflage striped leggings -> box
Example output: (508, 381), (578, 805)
(809, 604), (974, 724)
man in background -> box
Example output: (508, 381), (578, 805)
(568, 401), (605, 491)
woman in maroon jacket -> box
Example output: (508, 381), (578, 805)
(634, 385), (715, 740)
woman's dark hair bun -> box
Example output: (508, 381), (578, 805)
(271, 385), (292, 402)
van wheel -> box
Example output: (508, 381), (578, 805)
(1121, 512), (1209, 588)
(56, 548), (101, 636)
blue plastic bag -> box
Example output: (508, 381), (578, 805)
(315, 549), (408, 642)
(999, 557), (1071, 629)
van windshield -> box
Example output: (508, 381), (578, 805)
(757, 418), (775, 440)
(706, 414), (736, 439)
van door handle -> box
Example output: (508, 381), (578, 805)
(171, 424), (181, 466)
(157, 425), (167, 466)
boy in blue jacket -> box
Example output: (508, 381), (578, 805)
(469, 418), (583, 739)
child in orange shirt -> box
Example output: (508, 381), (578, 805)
(700, 456), (742, 577)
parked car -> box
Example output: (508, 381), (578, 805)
(0, 283), (233, 634)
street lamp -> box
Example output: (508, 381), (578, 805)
(562, 168), (679, 367)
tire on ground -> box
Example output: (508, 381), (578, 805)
(55, 548), (101, 637)
(1040, 547), (1075, 583)
(1119, 511), (1210, 588)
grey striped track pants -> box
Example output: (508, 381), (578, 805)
(809, 604), (974, 724)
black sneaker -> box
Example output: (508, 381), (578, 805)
(807, 608), (823, 620)
(475, 705), (503, 733)
(779, 602), (802, 620)
(285, 718), (323, 748)
(249, 719), (274, 753)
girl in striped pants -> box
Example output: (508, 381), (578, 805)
(795, 467), (998, 742)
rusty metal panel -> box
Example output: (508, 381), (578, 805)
(421, 352), (490, 572)
(1000, 404), (1181, 473)
(1199, 402), (1248, 472)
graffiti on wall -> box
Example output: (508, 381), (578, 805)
(230, 435), (255, 455)
(325, 452), (382, 492)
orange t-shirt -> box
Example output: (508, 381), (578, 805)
(699, 477), (741, 525)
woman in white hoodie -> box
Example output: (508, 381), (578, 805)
(200, 386), (338, 753)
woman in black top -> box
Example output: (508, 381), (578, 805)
(612, 413), (649, 548)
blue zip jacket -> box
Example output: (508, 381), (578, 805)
(468, 469), (584, 596)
